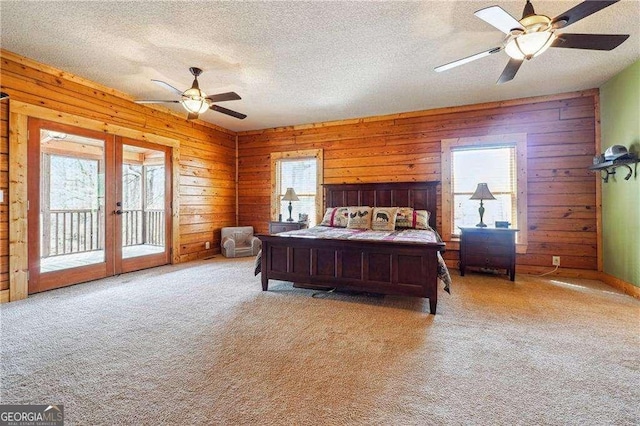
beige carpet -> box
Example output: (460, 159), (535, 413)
(1, 257), (638, 425)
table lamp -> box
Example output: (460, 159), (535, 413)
(470, 183), (495, 227)
(282, 188), (299, 222)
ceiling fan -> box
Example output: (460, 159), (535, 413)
(435, 0), (630, 84)
(136, 67), (247, 120)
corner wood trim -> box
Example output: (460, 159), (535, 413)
(599, 272), (640, 299)
(8, 112), (29, 301)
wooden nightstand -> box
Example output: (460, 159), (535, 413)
(269, 221), (307, 234)
(459, 227), (518, 281)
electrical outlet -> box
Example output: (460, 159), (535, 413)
(552, 256), (561, 266)
(205, 241), (211, 250)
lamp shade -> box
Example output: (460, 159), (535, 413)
(282, 187), (299, 202)
(470, 183), (496, 200)
(504, 31), (555, 60)
(181, 88), (210, 114)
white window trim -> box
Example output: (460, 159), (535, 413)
(441, 134), (528, 254)
(270, 149), (323, 223)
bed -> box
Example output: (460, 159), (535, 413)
(257, 182), (449, 314)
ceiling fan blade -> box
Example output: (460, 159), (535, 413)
(206, 92), (242, 102)
(552, 33), (629, 50)
(210, 105), (247, 120)
(552, 1), (620, 28)
(135, 100), (181, 104)
(187, 112), (199, 120)
(434, 47), (502, 72)
(152, 79), (184, 96)
(497, 58), (523, 85)
(474, 6), (523, 34)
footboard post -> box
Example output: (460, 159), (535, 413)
(429, 297), (437, 315)
(261, 242), (269, 291)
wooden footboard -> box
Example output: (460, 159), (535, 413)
(259, 235), (444, 314)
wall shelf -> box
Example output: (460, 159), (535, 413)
(589, 155), (639, 182)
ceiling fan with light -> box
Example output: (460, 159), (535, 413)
(135, 67), (247, 120)
(435, 0), (630, 84)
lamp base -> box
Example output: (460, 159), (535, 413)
(476, 201), (487, 228)
(287, 201), (294, 222)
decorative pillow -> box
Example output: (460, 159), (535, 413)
(320, 207), (349, 227)
(396, 208), (431, 230)
(371, 207), (398, 231)
(346, 206), (373, 229)
(395, 207), (415, 228)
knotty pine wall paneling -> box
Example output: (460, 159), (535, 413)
(0, 51), (236, 293)
(0, 101), (8, 292)
(237, 91), (598, 274)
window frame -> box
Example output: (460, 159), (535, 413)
(441, 134), (528, 253)
(270, 149), (323, 225)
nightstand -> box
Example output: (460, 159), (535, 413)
(459, 227), (518, 281)
(269, 221), (307, 234)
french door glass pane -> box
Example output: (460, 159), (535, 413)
(121, 144), (166, 259)
(40, 129), (105, 272)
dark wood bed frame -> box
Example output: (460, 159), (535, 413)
(258, 182), (445, 314)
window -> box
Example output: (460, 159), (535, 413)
(442, 134), (528, 252)
(271, 149), (323, 226)
(452, 146), (516, 230)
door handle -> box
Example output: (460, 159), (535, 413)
(115, 210), (123, 215)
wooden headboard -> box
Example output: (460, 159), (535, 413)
(323, 181), (439, 230)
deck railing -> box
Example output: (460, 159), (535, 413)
(121, 209), (165, 247)
(45, 208), (164, 258)
(47, 209), (102, 257)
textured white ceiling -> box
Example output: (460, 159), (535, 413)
(1, 1), (639, 132)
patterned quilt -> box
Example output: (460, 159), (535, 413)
(254, 226), (451, 293)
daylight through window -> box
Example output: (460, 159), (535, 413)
(441, 134), (528, 251)
(271, 149), (323, 226)
(452, 146), (517, 232)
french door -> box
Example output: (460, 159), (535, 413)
(27, 119), (172, 293)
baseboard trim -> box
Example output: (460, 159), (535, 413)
(0, 289), (9, 303)
(599, 272), (640, 299)
(443, 262), (603, 279)
(445, 263), (633, 289)
(516, 266), (602, 279)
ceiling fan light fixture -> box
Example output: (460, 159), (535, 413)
(181, 87), (210, 114)
(505, 29), (555, 60)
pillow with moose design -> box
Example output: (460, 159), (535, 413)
(346, 206), (373, 229)
(371, 207), (399, 231)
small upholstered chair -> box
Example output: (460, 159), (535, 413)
(221, 226), (261, 258)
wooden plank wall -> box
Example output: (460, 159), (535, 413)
(0, 52), (237, 292)
(237, 91), (598, 273)
(0, 101), (8, 290)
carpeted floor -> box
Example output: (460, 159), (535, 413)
(1, 257), (638, 425)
